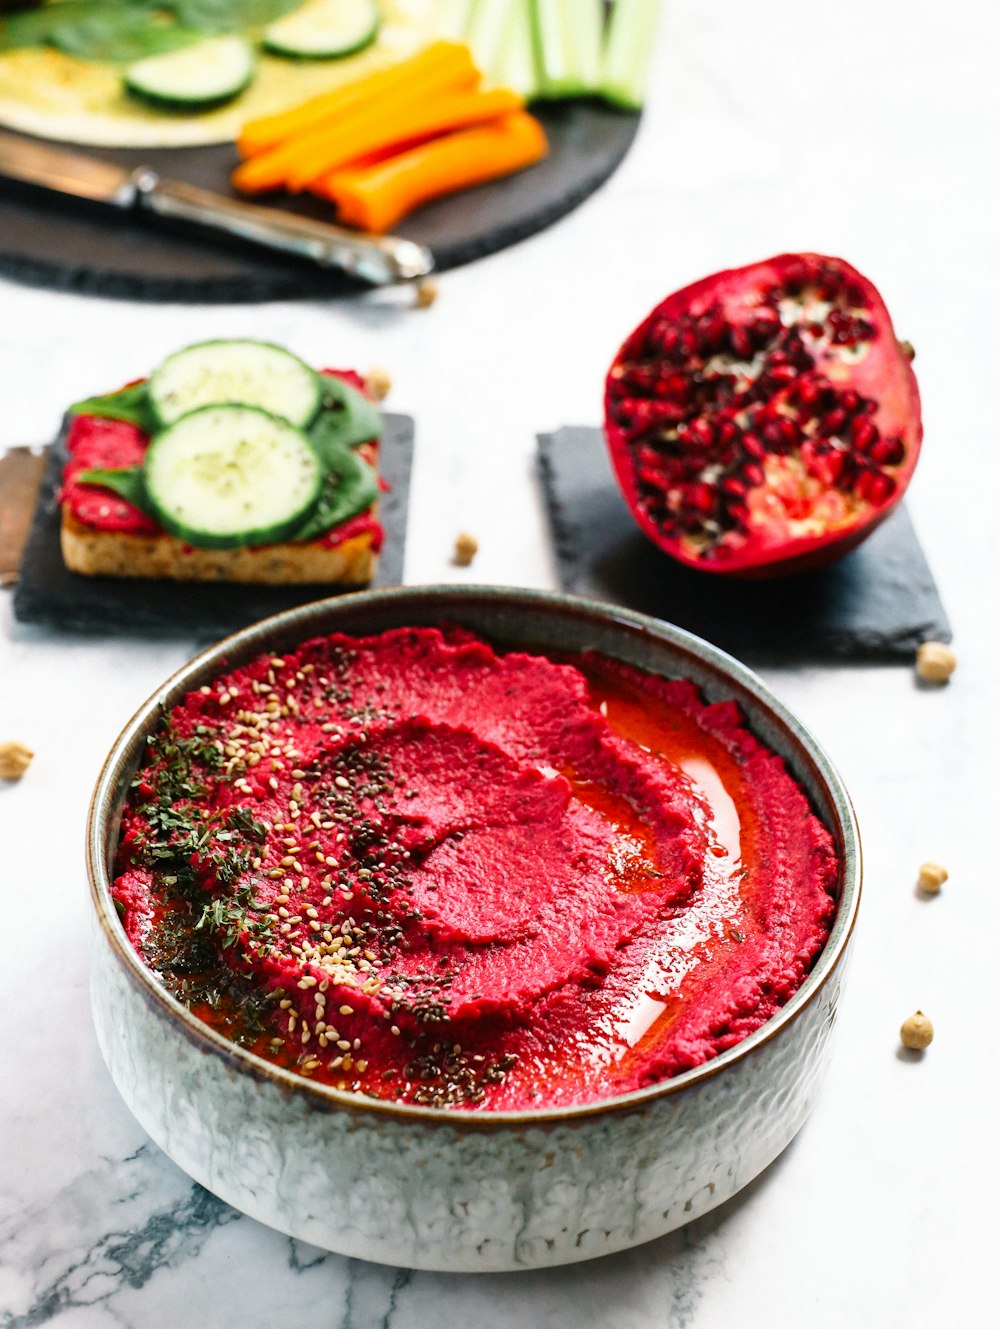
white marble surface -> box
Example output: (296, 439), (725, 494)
(1, 1), (997, 1323)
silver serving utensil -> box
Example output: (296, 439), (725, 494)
(0, 128), (433, 286)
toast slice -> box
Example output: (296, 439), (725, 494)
(60, 507), (378, 585)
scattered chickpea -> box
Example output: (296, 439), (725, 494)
(453, 532), (479, 567)
(916, 641), (957, 685)
(0, 741), (33, 780)
(364, 367), (392, 401)
(917, 861), (948, 895)
(900, 1011), (934, 1051)
(414, 277), (439, 309)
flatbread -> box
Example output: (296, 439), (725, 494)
(0, 1), (438, 147)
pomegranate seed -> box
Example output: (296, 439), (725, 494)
(817, 267), (844, 300)
(730, 326), (754, 359)
(837, 454), (859, 486)
(657, 372), (690, 403)
(687, 483), (716, 516)
(699, 308), (728, 353)
(718, 420), (740, 447)
(658, 325), (680, 359)
(684, 417), (715, 448)
(721, 476), (748, 498)
(741, 432), (766, 460)
(637, 464), (666, 488)
(830, 315), (874, 346)
(762, 418), (800, 452)
(766, 364), (799, 387)
(850, 416), (879, 452)
(840, 390), (861, 414)
(855, 470), (896, 504)
(793, 379), (821, 411)
(624, 366), (659, 393)
(871, 436), (905, 467)
(742, 462), (765, 487)
(818, 408), (847, 437)
(625, 398), (687, 428)
(750, 306), (781, 343)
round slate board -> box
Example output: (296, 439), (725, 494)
(0, 101), (638, 302)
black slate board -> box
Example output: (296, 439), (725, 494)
(538, 426), (951, 662)
(13, 413), (412, 638)
(0, 101), (638, 302)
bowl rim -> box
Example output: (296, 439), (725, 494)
(88, 584), (862, 1130)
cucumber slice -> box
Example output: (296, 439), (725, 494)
(144, 406), (323, 549)
(601, 0), (662, 109)
(149, 340), (322, 430)
(263, 0), (381, 60)
(124, 36), (255, 111)
(531, 0), (603, 98)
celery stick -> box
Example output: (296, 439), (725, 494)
(491, 0), (539, 99)
(601, 0), (663, 109)
(465, 0), (511, 75)
(437, 0), (475, 39)
(531, 0), (603, 98)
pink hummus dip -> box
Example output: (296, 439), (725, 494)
(112, 627), (838, 1110)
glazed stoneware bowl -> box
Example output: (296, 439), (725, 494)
(88, 586), (861, 1273)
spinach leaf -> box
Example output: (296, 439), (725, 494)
(74, 466), (153, 513)
(0, 1), (300, 56)
(168, 0), (302, 34)
(0, 4), (116, 52)
(288, 443), (378, 542)
(70, 380), (157, 431)
(309, 376), (383, 462)
(50, 10), (199, 62)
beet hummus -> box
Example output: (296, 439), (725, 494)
(112, 627), (838, 1110)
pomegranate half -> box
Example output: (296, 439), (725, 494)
(604, 253), (922, 577)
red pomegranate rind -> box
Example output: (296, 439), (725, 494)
(604, 253), (922, 577)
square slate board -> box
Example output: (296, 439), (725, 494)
(13, 413), (413, 639)
(538, 426), (951, 662)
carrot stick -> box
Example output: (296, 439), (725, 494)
(233, 70), (492, 196)
(315, 111), (548, 234)
(237, 41), (476, 158)
(236, 85), (524, 196)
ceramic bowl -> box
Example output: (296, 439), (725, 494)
(88, 586), (861, 1272)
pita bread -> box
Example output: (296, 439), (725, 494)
(0, 1), (437, 147)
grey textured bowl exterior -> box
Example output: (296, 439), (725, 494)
(88, 586), (861, 1272)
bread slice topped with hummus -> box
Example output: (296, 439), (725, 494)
(59, 339), (385, 585)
